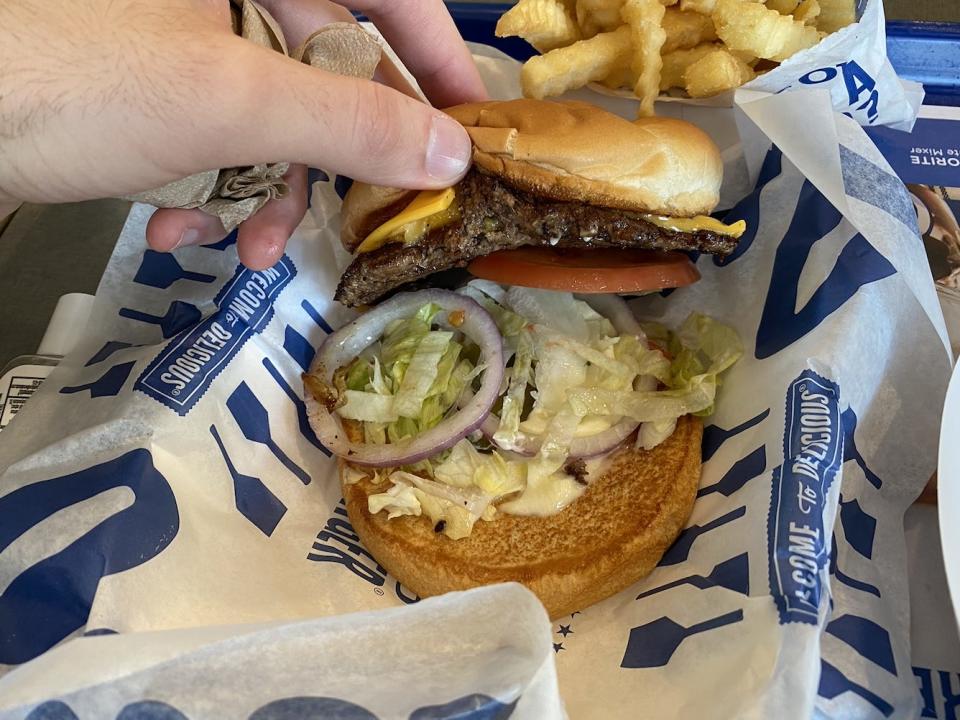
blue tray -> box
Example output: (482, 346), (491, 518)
(439, 3), (960, 106)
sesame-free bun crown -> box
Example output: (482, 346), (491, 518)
(448, 98), (722, 216)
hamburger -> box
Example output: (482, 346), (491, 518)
(334, 98), (744, 306)
(305, 99), (743, 618)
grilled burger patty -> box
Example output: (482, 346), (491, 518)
(335, 170), (738, 307)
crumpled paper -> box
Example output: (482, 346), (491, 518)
(125, 2), (382, 232)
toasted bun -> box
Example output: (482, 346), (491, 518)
(338, 415), (702, 619)
(339, 184), (417, 252)
(339, 99), (722, 251)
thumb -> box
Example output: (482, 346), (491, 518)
(197, 39), (474, 189)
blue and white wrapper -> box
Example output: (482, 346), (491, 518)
(0, 45), (950, 720)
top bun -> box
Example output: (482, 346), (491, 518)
(447, 99), (722, 218)
(340, 99), (722, 252)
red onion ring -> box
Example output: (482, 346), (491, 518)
(304, 290), (504, 467)
(569, 418), (639, 458)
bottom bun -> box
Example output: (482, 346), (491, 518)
(340, 415), (702, 619)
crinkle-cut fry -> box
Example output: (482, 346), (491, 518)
(659, 42), (718, 90)
(679, 0), (717, 14)
(621, 0), (667, 117)
(713, 0), (820, 61)
(600, 64), (639, 89)
(520, 25), (632, 98)
(496, 0), (582, 52)
(662, 7), (717, 52)
(765, 0), (800, 13)
(816, 0), (855, 32)
(792, 0), (820, 25)
(576, 0), (624, 36)
(684, 47), (756, 97)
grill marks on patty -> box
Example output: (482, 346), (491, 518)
(335, 170), (738, 307)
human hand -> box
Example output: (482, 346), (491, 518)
(0, 0), (487, 268)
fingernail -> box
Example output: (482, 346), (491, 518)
(425, 114), (471, 182)
(174, 227), (201, 250)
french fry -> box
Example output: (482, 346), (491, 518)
(792, 0), (820, 25)
(621, 0), (667, 117)
(713, 0), (820, 61)
(659, 42), (718, 90)
(765, 0), (800, 13)
(600, 64), (639, 89)
(496, 0), (582, 52)
(730, 48), (759, 65)
(662, 7), (717, 52)
(684, 47), (756, 97)
(816, 0), (855, 32)
(576, 0), (624, 36)
(520, 25), (632, 99)
(679, 0), (717, 14)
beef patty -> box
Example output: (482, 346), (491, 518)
(335, 170), (737, 307)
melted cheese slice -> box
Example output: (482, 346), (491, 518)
(640, 214), (746, 238)
(356, 188), (457, 253)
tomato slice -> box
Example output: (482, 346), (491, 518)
(467, 247), (700, 293)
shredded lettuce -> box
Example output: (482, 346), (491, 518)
(344, 358), (373, 391)
(434, 439), (526, 497)
(387, 416), (419, 443)
(337, 390), (399, 422)
(369, 357), (391, 395)
(567, 383), (715, 423)
(393, 330), (453, 418)
(668, 314), (743, 415)
(380, 303), (442, 386)
(389, 470), (496, 539)
(344, 296), (743, 539)
(368, 480), (421, 519)
(506, 286), (592, 341)
(494, 331), (535, 452)
(460, 284), (528, 339)
(539, 329), (633, 383)
(530, 336), (587, 415)
(443, 358), (475, 409)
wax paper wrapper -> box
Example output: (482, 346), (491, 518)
(735, 0), (922, 130)
(0, 46), (952, 720)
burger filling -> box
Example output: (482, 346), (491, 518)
(305, 284), (742, 539)
(335, 169), (745, 307)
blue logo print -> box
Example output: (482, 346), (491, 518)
(135, 257), (296, 415)
(0, 450), (177, 664)
(755, 180), (895, 359)
(767, 369), (842, 624)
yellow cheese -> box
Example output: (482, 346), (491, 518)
(640, 213), (747, 238)
(356, 188), (457, 253)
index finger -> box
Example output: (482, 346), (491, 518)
(333, 0), (488, 107)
